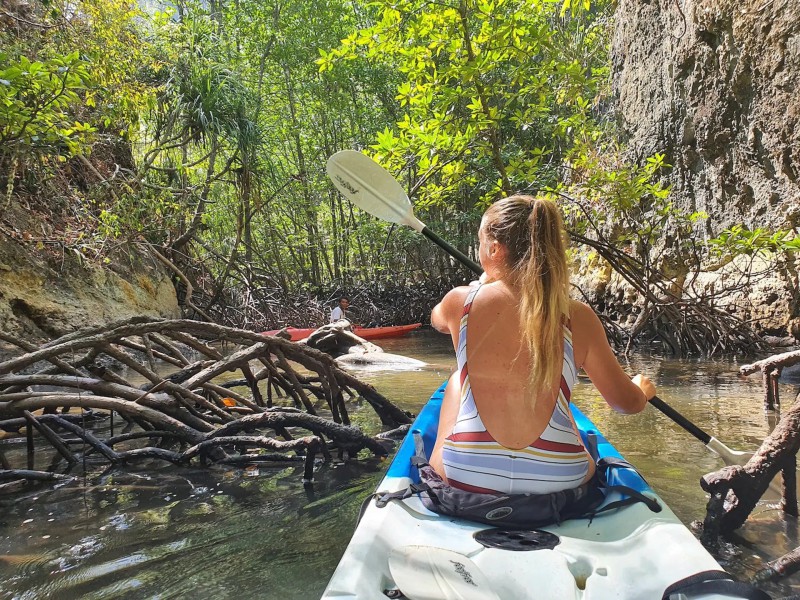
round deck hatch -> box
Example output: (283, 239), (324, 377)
(474, 528), (560, 551)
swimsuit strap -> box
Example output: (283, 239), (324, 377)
(456, 283), (482, 374)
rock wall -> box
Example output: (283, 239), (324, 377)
(612, 0), (799, 227)
(610, 0), (800, 338)
(0, 230), (179, 344)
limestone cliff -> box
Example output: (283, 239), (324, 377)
(610, 0), (799, 338)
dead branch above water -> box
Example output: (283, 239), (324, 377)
(0, 317), (413, 491)
(740, 349), (800, 410)
(699, 350), (800, 557)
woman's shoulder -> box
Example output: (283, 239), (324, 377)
(441, 284), (474, 307)
(567, 299), (606, 338)
(568, 299), (608, 343)
(431, 285), (475, 333)
(568, 299), (595, 322)
(567, 300), (601, 367)
(434, 284), (474, 315)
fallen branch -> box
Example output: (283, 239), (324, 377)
(699, 387), (800, 547)
(740, 349), (800, 410)
(0, 317), (410, 490)
(752, 546), (800, 585)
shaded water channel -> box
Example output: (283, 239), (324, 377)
(1, 329), (800, 599)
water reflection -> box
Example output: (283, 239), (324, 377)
(0, 329), (798, 599)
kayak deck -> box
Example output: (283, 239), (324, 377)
(322, 383), (739, 599)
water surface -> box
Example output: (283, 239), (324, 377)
(1, 330), (798, 599)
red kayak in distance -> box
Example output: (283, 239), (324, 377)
(261, 323), (423, 341)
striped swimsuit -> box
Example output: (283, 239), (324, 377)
(441, 284), (590, 495)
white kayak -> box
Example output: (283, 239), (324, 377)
(322, 383), (768, 600)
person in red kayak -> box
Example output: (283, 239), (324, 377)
(330, 296), (350, 323)
(429, 195), (657, 495)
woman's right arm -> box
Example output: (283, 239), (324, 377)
(429, 370), (461, 479)
(431, 286), (470, 335)
(571, 301), (655, 414)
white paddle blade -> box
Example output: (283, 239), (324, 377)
(388, 546), (500, 600)
(326, 150), (426, 232)
(706, 436), (752, 464)
(706, 437), (783, 496)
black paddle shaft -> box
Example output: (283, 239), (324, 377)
(421, 227), (483, 275)
(649, 395), (712, 445)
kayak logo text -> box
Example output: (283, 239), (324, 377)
(449, 559), (477, 587)
(486, 506), (513, 520)
(334, 175), (358, 196)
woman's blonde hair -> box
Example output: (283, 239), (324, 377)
(482, 195), (570, 396)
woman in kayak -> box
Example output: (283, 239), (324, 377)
(429, 195), (657, 495)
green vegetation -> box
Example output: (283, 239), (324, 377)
(0, 0), (795, 350)
(0, 52), (95, 160)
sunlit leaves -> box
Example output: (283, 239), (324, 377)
(325, 0), (614, 220)
(709, 226), (800, 258)
(0, 52), (96, 155)
(561, 142), (684, 253)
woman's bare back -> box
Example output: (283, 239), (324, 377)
(429, 283), (650, 483)
(463, 281), (566, 449)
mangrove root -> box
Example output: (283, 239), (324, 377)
(700, 386), (800, 546)
(752, 545), (800, 585)
(0, 317), (413, 490)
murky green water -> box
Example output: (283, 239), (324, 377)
(1, 330), (799, 599)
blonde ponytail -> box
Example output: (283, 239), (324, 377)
(482, 196), (570, 397)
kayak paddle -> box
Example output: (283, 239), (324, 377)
(649, 396), (753, 465)
(650, 396), (781, 495)
(388, 545), (500, 600)
(326, 150), (483, 275)
(325, 150), (778, 490)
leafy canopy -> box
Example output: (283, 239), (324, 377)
(321, 0), (612, 211)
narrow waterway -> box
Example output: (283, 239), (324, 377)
(1, 330), (798, 599)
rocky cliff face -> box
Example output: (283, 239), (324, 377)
(612, 0), (799, 227)
(0, 202), (179, 345)
(610, 0), (799, 338)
